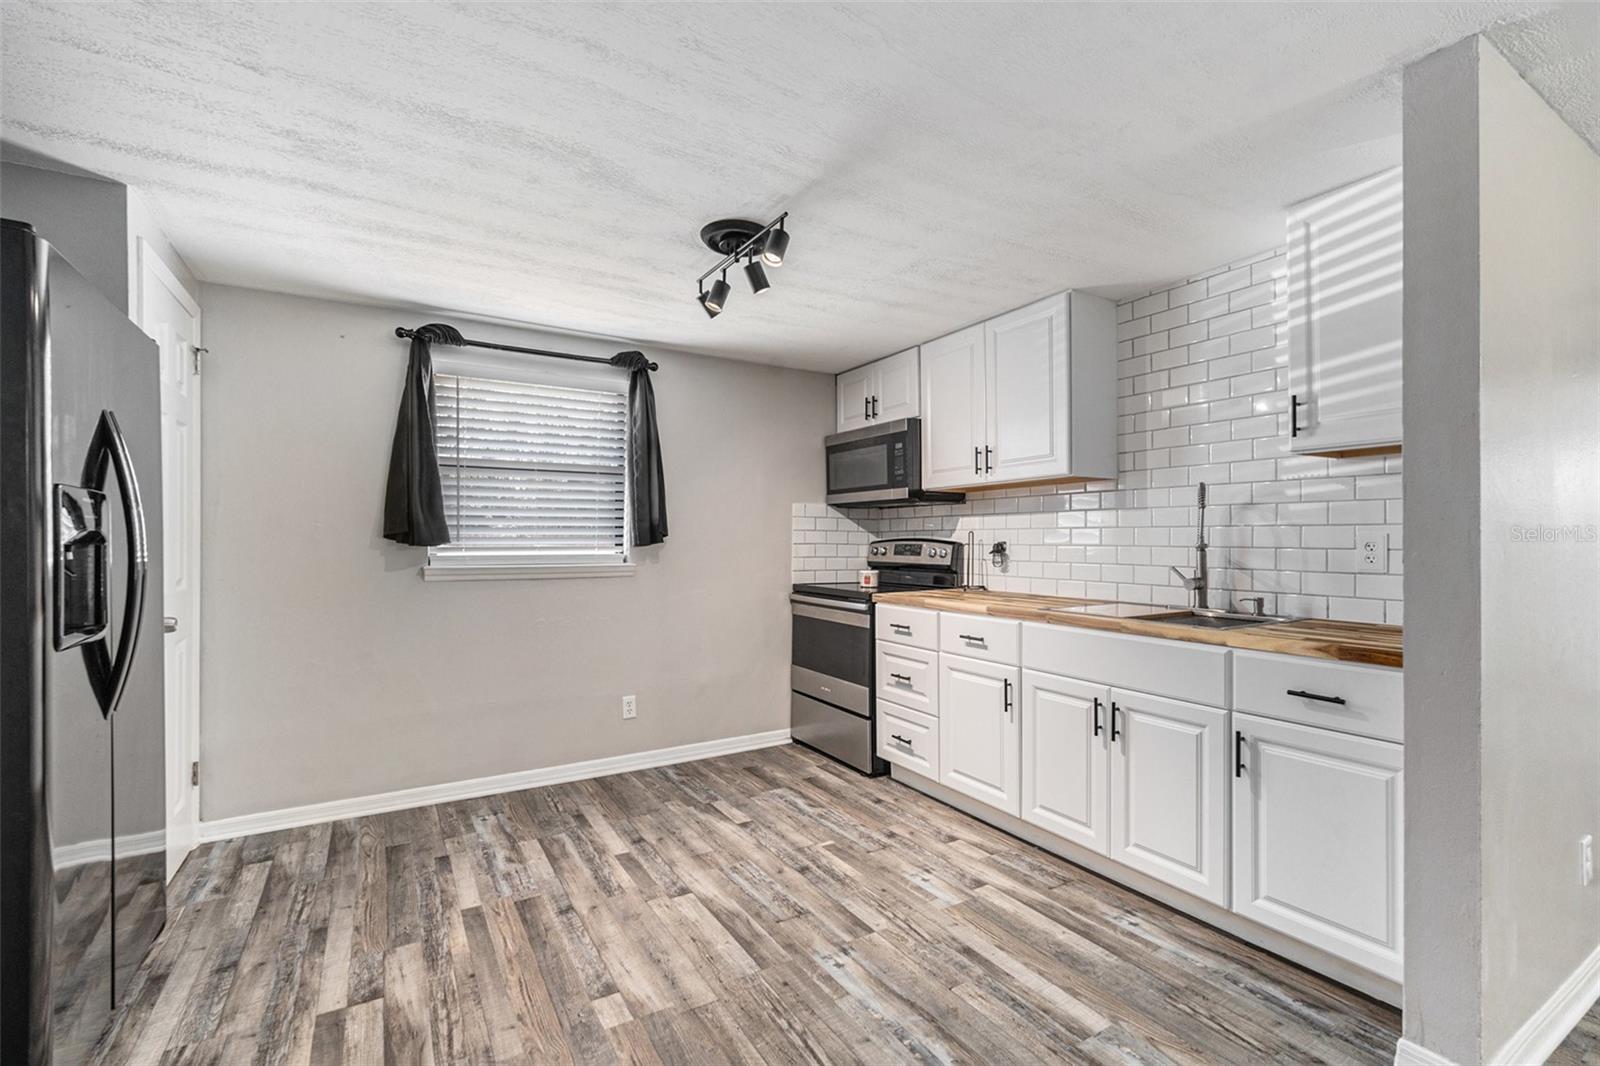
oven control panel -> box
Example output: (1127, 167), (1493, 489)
(867, 538), (961, 570)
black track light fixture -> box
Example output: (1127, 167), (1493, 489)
(760, 221), (789, 267)
(703, 273), (731, 315)
(744, 258), (771, 295)
(694, 211), (789, 318)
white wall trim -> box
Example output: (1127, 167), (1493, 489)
(198, 729), (792, 843)
(1488, 940), (1600, 1066)
(1392, 1038), (1457, 1066)
(53, 829), (167, 870)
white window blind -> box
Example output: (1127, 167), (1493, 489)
(430, 370), (629, 567)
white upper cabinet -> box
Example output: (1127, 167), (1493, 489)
(835, 347), (920, 433)
(1287, 167), (1403, 455)
(1232, 712), (1404, 980)
(920, 325), (987, 487)
(921, 291), (1116, 490)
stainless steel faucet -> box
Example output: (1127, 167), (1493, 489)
(1169, 482), (1209, 609)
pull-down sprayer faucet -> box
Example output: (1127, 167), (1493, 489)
(1169, 482), (1209, 609)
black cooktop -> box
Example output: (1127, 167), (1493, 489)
(792, 576), (959, 603)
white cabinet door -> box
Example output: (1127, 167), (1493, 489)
(1287, 167), (1403, 455)
(1021, 670), (1109, 854)
(938, 653), (1021, 815)
(836, 363), (875, 433)
(874, 347), (920, 423)
(986, 293), (1070, 484)
(1232, 713), (1403, 980)
(919, 324), (986, 489)
(1107, 688), (1229, 906)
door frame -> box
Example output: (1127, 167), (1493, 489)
(135, 238), (202, 880)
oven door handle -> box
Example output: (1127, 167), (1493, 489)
(789, 594), (869, 612)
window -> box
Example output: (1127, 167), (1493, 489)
(425, 360), (631, 578)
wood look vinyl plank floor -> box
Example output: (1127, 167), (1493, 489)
(92, 743), (1419, 1065)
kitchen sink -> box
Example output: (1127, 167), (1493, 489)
(1139, 609), (1294, 629)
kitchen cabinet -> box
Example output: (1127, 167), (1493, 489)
(835, 347), (919, 432)
(1107, 688), (1229, 907)
(1020, 670), (1109, 854)
(878, 700), (940, 779)
(921, 291), (1116, 490)
(1287, 167), (1403, 456)
(938, 652), (1021, 816)
(1232, 712), (1403, 980)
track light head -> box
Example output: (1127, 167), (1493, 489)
(744, 258), (771, 295)
(760, 224), (789, 267)
(704, 275), (731, 314)
(698, 291), (720, 318)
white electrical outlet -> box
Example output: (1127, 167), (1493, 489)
(1582, 835), (1594, 887)
(622, 694), (637, 720)
(1359, 533), (1388, 573)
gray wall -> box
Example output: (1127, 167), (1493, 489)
(1403, 34), (1600, 1063)
(1, 158), (130, 310)
(198, 285), (833, 820)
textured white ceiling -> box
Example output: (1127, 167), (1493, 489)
(2, 2), (1595, 371)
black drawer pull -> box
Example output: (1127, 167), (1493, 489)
(958, 633), (986, 644)
(1092, 697), (1103, 737)
(890, 734), (912, 746)
(1109, 701), (1121, 742)
(1235, 731), (1247, 778)
(889, 622), (912, 632)
(889, 672), (912, 684)
(1287, 688), (1346, 705)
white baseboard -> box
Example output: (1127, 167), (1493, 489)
(197, 728), (792, 844)
(1489, 939), (1600, 1065)
(1393, 1038), (1456, 1066)
(53, 828), (167, 870)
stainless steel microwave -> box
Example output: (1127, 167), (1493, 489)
(824, 418), (965, 507)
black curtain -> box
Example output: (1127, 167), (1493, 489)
(382, 323), (461, 547)
(609, 351), (668, 546)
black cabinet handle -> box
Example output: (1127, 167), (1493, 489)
(984, 445), (993, 473)
(1290, 393), (1302, 438)
(890, 733), (912, 746)
(864, 396), (871, 420)
(1287, 688), (1346, 705)
(1109, 701), (1121, 742)
(974, 447), (981, 475)
(1092, 697), (1103, 737)
(1235, 730), (1247, 778)
(889, 622), (912, 633)
(1003, 678), (1013, 718)
(871, 396), (879, 418)
(889, 672), (912, 684)
(958, 634), (986, 645)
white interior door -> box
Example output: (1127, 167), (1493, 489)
(138, 240), (201, 882)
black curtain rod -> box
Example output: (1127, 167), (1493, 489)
(394, 326), (658, 372)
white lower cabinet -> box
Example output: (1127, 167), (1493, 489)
(938, 653), (1021, 816)
(878, 701), (939, 779)
(1231, 712), (1404, 980)
(1106, 688), (1230, 907)
(1020, 670), (1110, 854)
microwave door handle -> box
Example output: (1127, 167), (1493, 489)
(80, 410), (149, 718)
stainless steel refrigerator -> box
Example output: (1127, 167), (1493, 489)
(1, 218), (167, 1065)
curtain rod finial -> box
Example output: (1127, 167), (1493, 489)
(395, 327), (410, 339)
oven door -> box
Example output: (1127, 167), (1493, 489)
(790, 594), (870, 714)
(825, 420), (915, 506)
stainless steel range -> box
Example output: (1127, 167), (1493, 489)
(790, 537), (963, 774)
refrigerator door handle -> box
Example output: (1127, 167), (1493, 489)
(80, 409), (148, 718)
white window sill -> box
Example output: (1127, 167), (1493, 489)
(421, 561), (636, 582)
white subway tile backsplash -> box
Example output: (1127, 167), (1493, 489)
(791, 246), (1402, 623)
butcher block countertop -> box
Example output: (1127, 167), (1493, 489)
(873, 589), (1403, 668)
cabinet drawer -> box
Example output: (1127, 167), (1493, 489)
(1233, 651), (1402, 742)
(876, 640), (939, 716)
(939, 613), (1020, 665)
(876, 604), (938, 650)
(879, 701), (939, 778)
(1023, 622), (1229, 708)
